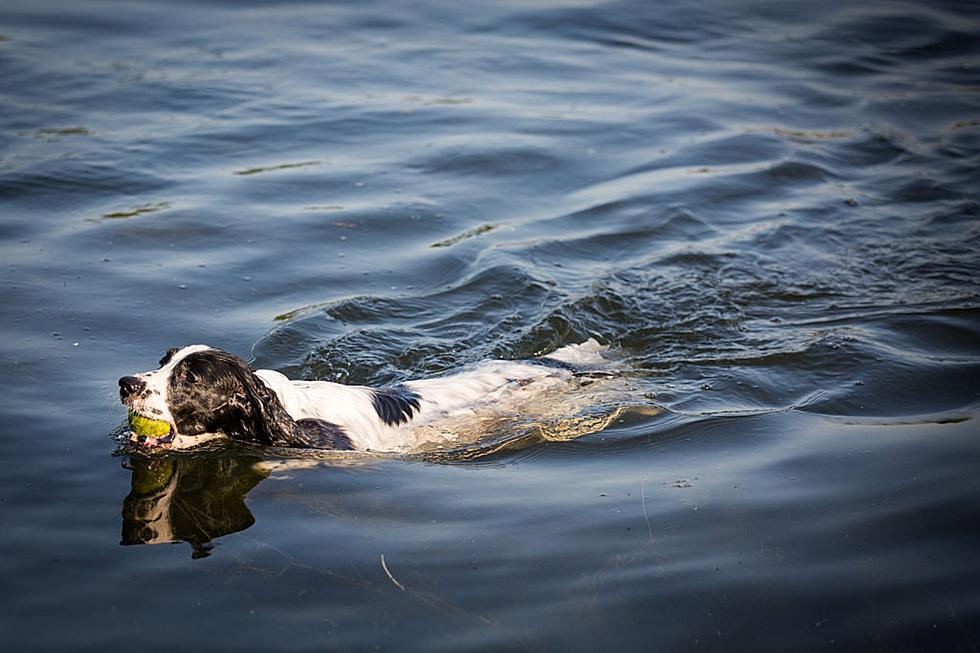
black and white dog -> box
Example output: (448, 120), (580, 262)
(118, 341), (612, 452)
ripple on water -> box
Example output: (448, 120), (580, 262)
(2, 0), (980, 648)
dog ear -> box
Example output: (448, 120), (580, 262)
(211, 351), (346, 449)
(233, 367), (302, 446)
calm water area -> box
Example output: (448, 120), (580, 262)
(1, 0), (979, 649)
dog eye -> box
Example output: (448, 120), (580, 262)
(159, 347), (179, 366)
(184, 369), (199, 384)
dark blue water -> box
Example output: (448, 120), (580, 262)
(2, 0), (979, 649)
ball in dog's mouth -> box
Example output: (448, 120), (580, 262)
(128, 411), (175, 447)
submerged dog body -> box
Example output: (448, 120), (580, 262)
(118, 342), (612, 452)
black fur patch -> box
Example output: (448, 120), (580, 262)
(159, 347), (180, 367)
(295, 419), (353, 450)
(371, 385), (421, 426)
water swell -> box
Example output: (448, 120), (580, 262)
(257, 171), (980, 419)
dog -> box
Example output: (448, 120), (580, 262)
(118, 340), (615, 452)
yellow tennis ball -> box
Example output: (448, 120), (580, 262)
(128, 411), (171, 438)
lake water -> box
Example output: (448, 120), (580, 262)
(2, 0), (979, 649)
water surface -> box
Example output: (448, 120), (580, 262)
(1, 0), (979, 649)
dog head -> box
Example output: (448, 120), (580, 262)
(118, 345), (349, 450)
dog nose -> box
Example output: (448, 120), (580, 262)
(119, 376), (146, 399)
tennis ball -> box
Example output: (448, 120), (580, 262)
(128, 411), (171, 437)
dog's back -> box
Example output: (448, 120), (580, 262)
(257, 339), (621, 452)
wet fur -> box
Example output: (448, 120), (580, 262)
(122, 349), (352, 450)
(370, 385), (422, 426)
(120, 341), (611, 452)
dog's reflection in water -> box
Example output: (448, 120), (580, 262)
(121, 454), (268, 558)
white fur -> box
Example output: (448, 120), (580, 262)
(256, 360), (571, 451)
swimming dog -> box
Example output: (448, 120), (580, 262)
(118, 341), (613, 452)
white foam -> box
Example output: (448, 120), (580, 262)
(543, 338), (615, 369)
